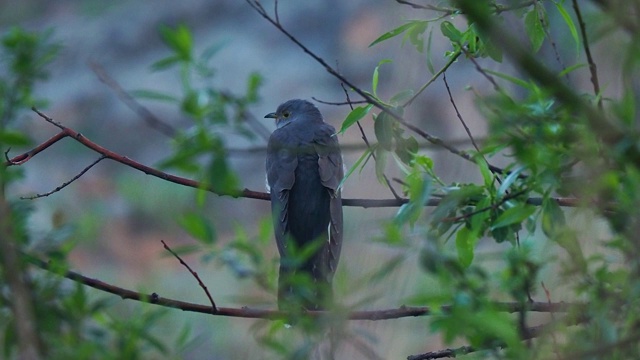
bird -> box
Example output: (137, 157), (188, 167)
(265, 99), (343, 310)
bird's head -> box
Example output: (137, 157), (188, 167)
(264, 99), (322, 128)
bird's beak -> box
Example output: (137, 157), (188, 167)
(264, 112), (277, 119)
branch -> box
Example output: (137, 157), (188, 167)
(20, 155), (107, 200)
(454, 1), (625, 153)
(407, 345), (474, 360)
(4, 131), (68, 165)
(161, 240), (217, 313)
(89, 61), (178, 138)
(403, 49), (461, 107)
(3, 108), (580, 209)
(341, 82), (402, 200)
(571, 0), (602, 109)
(244, 0), (510, 176)
(312, 97), (368, 106)
(24, 252), (575, 321)
(407, 316), (586, 360)
(442, 73), (481, 153)
(395, 0), (536, 15)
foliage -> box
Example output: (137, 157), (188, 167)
(0, 28), (188, 359)
(352, 0), (640, 358)
(3, 0), (640, 359)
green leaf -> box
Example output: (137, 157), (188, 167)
(199, 41), (227, 64)
(395, 135), (418, 164)
(470, 196), (491, 233)
(178, 212), (216, 244)
(389, 89), (415, 105)
(441, 21), (462, 43)
(150, 55), (182, 71)
(476, 157), (493, 187)
(431, 185), (484, 223)
(0, 130), (30, 146)
(369, 21), (426, 47)
(374, 112), (394, 150)
(553, 1), (580, 54)
(525, 8), (546, 52)
(207, 153), (240, 195)
(338, 104), (373, 134)
(159, 24), (193, 61)
(374, 146), (388, 184)
(395, 174), (432, 226)
(406, 21), (428, 53)
(338, 146), (373, 191)
(541, 197), (566, 237)
(372, 59), (392, 97)
(558, 63), (587, 77)
(491, 204), (536, 230)
(497, 165), (526, 197)
(425, 28), (435, 74)
(455, 226), (478, 268)
(245, 72), (263, 103)
(484, 69), (530, 88)
(130, 89), (179, 103)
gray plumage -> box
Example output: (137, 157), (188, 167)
(265, 99), (343, 310)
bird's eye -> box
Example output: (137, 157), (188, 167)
(282, 111), (290, 118)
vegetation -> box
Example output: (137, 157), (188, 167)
(2, 1), (640, 358)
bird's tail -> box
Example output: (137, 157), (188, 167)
(278, 259), (333, 311)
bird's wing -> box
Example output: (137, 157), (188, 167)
(266, 133), (298, 256)
(314, 125), (344, 276)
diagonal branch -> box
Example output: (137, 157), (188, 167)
(21, 155), (107, 200)
(244, 0), (510, 176)
(89, 61), (178, 138)
(161, 240), (217, 313)
(571, 0), (602, 109)
(341, 82), (402, 200)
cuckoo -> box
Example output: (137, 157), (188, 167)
(265, 99), (343, 310)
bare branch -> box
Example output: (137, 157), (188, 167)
(161, 240), (217, 313)
(403, 50), (461, 107)
(89, 61), (178, 138)
(244, 0), (501, 174)
(572, 0), (602, 109)
(21, 155), (107, 200)
(24, 252), (575, 321)
(312, 97), (368, 106)
(8, 108), (579, 209)
(4, 131), (69, 166)
(442, 73), (481, 153)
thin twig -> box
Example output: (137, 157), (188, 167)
(442, 73), (481, 153)
(541, 281), (561, 359)
(407, 345), (474, 360)
(395, 0), (536, 15)
(312, 97), (368, 106)
(89, 61), (178, 138)
(161, 240), (217, 313)
(403, 49), (461, 107)
(4, 131), (69, 166)
(461, 47), (500, 91)
(245, 0), (504, 174)
(572, 0), (602, 109)
(341, 82), (401, 200)
(20, 155), (107, 200)
(441, 189), (529, 223)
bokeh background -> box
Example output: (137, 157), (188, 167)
(3, 1), (616, 358)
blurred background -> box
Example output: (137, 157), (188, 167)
(2, 0), (616, 358)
